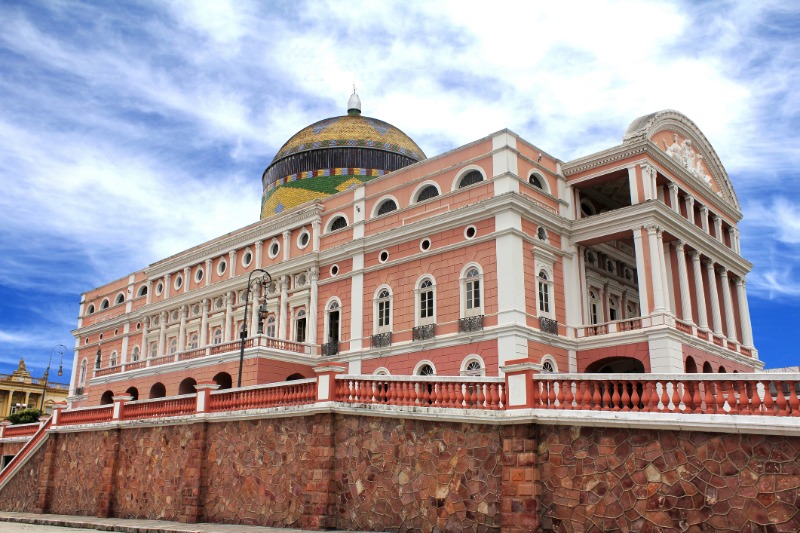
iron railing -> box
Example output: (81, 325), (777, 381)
(412, 324), (436, 341)
(539, 316), (558, 335)
(458, 315), (484, 332)
(371, 332), (392, 348)
(321, 341), (339, 356)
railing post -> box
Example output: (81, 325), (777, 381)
(195, 381), (220, 413)
(314, 363), (346, 403)
(0, 420), (10, 438)
(500, 360), (539, 409)
(50, 402), (67, 426)
(112, 394), (133, 421)
(38, 414), (49, 430)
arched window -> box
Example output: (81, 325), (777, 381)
(115, 293), (125, 305)
(213, 372), (233, 390)
(131, 346), (140, 362)
(137, 285), (148, 297)
(86, 304), (95, 315)
(149, 341), (157, 358)
(295, 309), (307, 343)
(458, 170), (483, 189)
(461, 355), (486, 377)
(376, 199), (398, 216)
(109, 351), (117, 367)
(415, 362), (436, 376)
(329, 216), (348, 232)
(626, 302), (639, 319)
(538, 270), (551, 316)
(125, 387), (139, 401)
(537, 227), (547, 241)
(79, 359), (87, 386)
(100, 299), (110, 310)
(266, 315), (276, 337)
(417, 278), (435, 325)
(179, 377), (197, 395)
(212, 328), (222, 345)
(589, 290), (599, 324)
(608, 297), (618, 321)
(94, 350), (101, 369)
(149, 382), (166, 399)
(326, 301), (340, 345)
(541, 355), (558, 373)
(702, 362), (713, 373)
(416, 184), (439, 203)
(376, 289), (392, 333)
(462, 266), (482, 317)
(188, 333), (198, 349)
(168, 338), (177, 354)
(529, 173), (545, 190)
(685, 356), (698, 373)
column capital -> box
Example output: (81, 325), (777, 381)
(719, 267), (729, 278)
(667, 182), (678, 192)
(712, 214), (721, 222)
(644, 224), (660, 235)
(282, 230), (291, 239)
(735, 277), (746, 288)
(671, 240), (686, 252)
(229, 250), (237, 259)
(702, 258), (716, 269)
(159, 310), (167, 320)
(255, 239), (263, 246)
(699, 205), (709, 214)
(640, 162), (656, 176)
(689, 250), (702, 260)
(180, 305), (187, 318)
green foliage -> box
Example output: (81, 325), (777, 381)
(6, 408), (43, 425)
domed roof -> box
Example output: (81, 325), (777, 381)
(272, 114), (426, 162)
(260, 94), (426, 220)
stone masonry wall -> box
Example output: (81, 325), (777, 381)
(0, 414), (798, 532)
(538, 425), (800, 532)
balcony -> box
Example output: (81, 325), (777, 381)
(539, 316), (558, 335)
(458, 315), (484, 333)
(371, 332), (392, 348)
(321, 340), (339, 356)
(412, 324), (436, 341)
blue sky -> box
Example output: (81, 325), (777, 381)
(1, 0), (798, 380)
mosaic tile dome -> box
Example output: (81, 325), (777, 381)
(260, 95), (426, 219)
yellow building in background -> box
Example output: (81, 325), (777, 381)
(0, 359), (69, 416)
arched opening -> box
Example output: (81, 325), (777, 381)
(99, 390), (114, 405)
(702, 362), (713, 373)
(330, 216), (348, 231)
(685, 356), (698, 373)
(416, 184), (439, 202)
(178, 377), (197, 395)
(125, 387), (139, 401)
(326, 301), (340, 347)
(213, 372), (232, 390)
(718, 366), (727, 373)
(149, 382), (166, 399)
(585, 357), (645, 374)
(458, 170), (483, 188)
(376, 199), (398, 216)
(286, 373), (305, 381)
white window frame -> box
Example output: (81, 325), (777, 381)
(293, 307), (307, 343)
(413, 360), (437, 376)
(188, 332), (199, 349)
(211, 328), (223, 345)
(460, 354), (486, 376)
(414, 275), (437, 326)
(373, 286), (393, 334)
(130, 346), (140, 362)
(372, 195), (400, 218)
(373, 367), (391, 376)
(536, 267), (555, 319)
(109, 351), (118, 367)
(241, 247), (253, 268)
(459, 263), (484, 318)
(79, 359), (87, 386)
(589, 289), (602, 325)
(527, 171), (550, 194)
(324, 298), (342, 344)
(451, 166), (486, 191)
(265, 314), (277, 337)
(411, 181), (441, 204)
(114, 293), (125, 306)
(325, 212), (350, 233)
(541, 355), (558, 373)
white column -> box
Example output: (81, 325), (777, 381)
(699, 206), (710, 233)
(141, 317), (150, 358)
(121, 322), (130, 364)
(713, 216), (723, 242)
(308, 267), (319, 346)
(205, 259), (212, 287)
(647, 225), (666, 312)
(146, 281), (153, 305)
(705, 260), (723, 336)
(200, 298), (209, 346)
(178, 305), (187, 352)
(641, 163), (657, 201)
(736, 279), (754, 347)
(229, 251), (237, 279)
(690, 252), (708, 330)
(183, 267), (190, 293)
(673, 242), (693, 323)
(278, 276), (288, 339)
(157, 311), (167, 356)
(632, 229), (650, 315)
(312, 219), (322, 252)
(254, 240), (263, 268)
(667, 183), (680, 213)
(495, 210), (528, 367)
(224, 291), (233, 342)
(719, 268), (738, 342)
(164, 274), (171, 299)
(627, 166), (640, 206)
(730, 228), (740, 253)
(283, 230), (291, 261)
(658, 230), (673, 314)
(684, 196), (695, 223)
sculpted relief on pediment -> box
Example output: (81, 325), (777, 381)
(659, 132), (715, 190)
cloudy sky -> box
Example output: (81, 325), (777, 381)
(1, 0), (798, 380)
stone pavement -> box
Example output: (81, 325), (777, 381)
(0, 512), (377, 533)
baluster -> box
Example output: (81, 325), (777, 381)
(619, 381), (630, 412)
(750, 381), (762, 415)
(670, 380), (681, 412)
(775, 382), (787, 416)
(489, 383), (500, 410)
(556, 380), (566, 409)
(680, 381), (692, 413)
(563, 380), (574, 410)
(477, 383), (486, 409)
(548, 381), (557, 408)
(422, 382), (431, 406)
(630, 380), (641, 412)
(592, 381), (602, 411)
(455, 383), (465, 408)
(788, 383), (800, 417)
(609, 381), (620, 411)
(448, 383), (457, 408)
(724, 381), (736, 414)
(701, 381), (712, 414)
(601, 381), (612, 411)
(691, 381), (702, 413)
(579, 381), (590, 410)
(656, 381), (668, 412)
(530, 378), (540, 407)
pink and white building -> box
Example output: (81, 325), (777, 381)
(69, 98), (759, 407)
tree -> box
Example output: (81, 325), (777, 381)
(6, 408), (43, 425)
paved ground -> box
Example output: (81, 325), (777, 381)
(0, 512), (376, 533)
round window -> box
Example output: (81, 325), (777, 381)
(330, 265), (340, 276)
(379, 250), (389, 263)
(465, 226), (477, 239)
(298, 231), (310, 248)
(155, 282), (163, 295)
(195, 267), (204, 283)
(269, 241), (280, 259)
(174, 275), (183, 290)
(242, 251), (253, 267)
(217, 259), (227, 276)
(420, 238), (431, 251)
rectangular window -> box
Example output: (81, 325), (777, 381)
(466, 280), (480, 309)
(378, 301), (390, 327)
(538, 282), (550, 313)
(420, 291), (433, 319)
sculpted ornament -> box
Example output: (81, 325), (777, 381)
(662, 134), (712, 186)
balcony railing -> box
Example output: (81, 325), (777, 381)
(539, 316), (558, 335)
(412, 324), (436, 341)
(458, 315), (484, 333)
(371, 332), (392, 348)
(337, 375), (505, 410)
(321, 340), (339, 356)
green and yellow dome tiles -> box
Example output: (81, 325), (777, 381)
(260, 94), (426, 219)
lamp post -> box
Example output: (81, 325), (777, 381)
(237, 268), (272, 388)
(40, 345), (66, 411)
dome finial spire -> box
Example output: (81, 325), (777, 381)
(347, 83), (361, 116)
